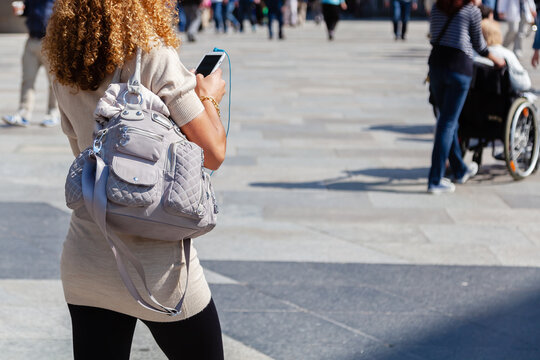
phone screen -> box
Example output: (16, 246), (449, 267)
(196, 55), (223, 77)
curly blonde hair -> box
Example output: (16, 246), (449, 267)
(43, 0), (180, 91)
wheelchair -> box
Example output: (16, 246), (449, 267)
(458, 62), (539, 180)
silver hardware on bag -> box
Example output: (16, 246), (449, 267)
(122, 91), (144, 105)
(93, 129), (108, 154)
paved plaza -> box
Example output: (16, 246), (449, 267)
(1, 20), (540, 359)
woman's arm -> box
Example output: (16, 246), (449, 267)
(181, 69), (227, 170)
(487, 51), (506, 68)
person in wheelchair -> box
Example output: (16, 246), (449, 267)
(474, 19), (532, 92)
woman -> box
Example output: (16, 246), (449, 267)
(427, 0), (504, 194)
(321, 0), (347, 40)
(43, 0), (227, 359)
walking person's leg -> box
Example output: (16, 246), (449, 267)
(428, 67), (471, 191)
(68, 304), (137, 360)
(322, 3), (332, 38)
(513, 17), (528, 57)
(277, 4), (285, 38)
(32, 37), (59, 127)
(268, 9), (275, 38)
(226, 0), (240, 30)
(503, 20), (519, 48)
(186, 5), (202, 41)
(177, 5), (187, 32)
(400, 0), (411, 40)
(238, 0), (247, 31)
(322, 3), (339, 39)
(142, 299), (224, 360)
(290, 0), (298, 25)
(4, 37), (41, 126)
(212, 2), (224, 32)
(392, 0), (401, 40)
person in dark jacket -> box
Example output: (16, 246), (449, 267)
(2, 0), (59, 127)
(266, 0), (285, 39)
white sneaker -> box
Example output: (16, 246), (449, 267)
(456, 162), (478, 184)
(2, 113), (29, 127)
(428, 178), (456, 194)
(40, 115), (60, 127)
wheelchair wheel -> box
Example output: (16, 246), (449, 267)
(504, 98), (540, 180)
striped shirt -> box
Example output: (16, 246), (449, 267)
(430, 3), (488, 59)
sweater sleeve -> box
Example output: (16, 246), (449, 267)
(470, 8), (489, 57)
(144, 46), (204, 128)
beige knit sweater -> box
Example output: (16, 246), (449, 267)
(53, 46), (212, 322)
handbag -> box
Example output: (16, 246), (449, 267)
(64, 48), (218, 316)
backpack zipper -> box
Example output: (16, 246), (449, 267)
(119, 126), (164, 147)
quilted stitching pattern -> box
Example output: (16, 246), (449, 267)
(165, 142), (206, 217)
(65, 148), (91, 209)
(107, 172), (158, 207)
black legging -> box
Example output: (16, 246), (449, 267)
(68, 299), (224, 360)
(322, 3), (340, 32)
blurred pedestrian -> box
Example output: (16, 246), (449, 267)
(43, 0), (227, 358)
(425, 0), (436, 14)
(385, 0), (418, 40)
(211, 0), (225, 32)
(183, 0), (203, 41)
(310, 0), (324, 24)
(497, 0), (536, 58)
(298, 0), (308, 25)
(3, 0), (59, 127)
(224, 0), (241, 32)
(285, 0), (299, 25)
(238, 0), (257, 31)
(321, 0), (347, 40)
(267, 0), (285, 39)
(427, 0), (505, 194)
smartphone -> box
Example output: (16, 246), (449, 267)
(195, 52), (226, 77)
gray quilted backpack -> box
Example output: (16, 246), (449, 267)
(64, 49), (218, 316)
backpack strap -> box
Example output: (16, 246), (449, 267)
(433, 11), (457, 46)
(127, 48), (142, 97)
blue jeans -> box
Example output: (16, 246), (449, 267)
(267, 4), (283, 38)
(428, 65), (471, 187)
(392, 0), (411, 37)
(177, 4), (187, 32)
(212, 2), (224, 32)
(223, 0), (240, 32)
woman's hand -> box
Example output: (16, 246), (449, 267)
(532, 50), (540, 68)
(182, 69), (227, 170)
(488, 53), (506, 68)
(341, 1), (347, 10)
(194, 68), (226, 104)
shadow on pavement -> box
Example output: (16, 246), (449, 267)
(369, 124), (435, 135)
(250, 167), (429, 193)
